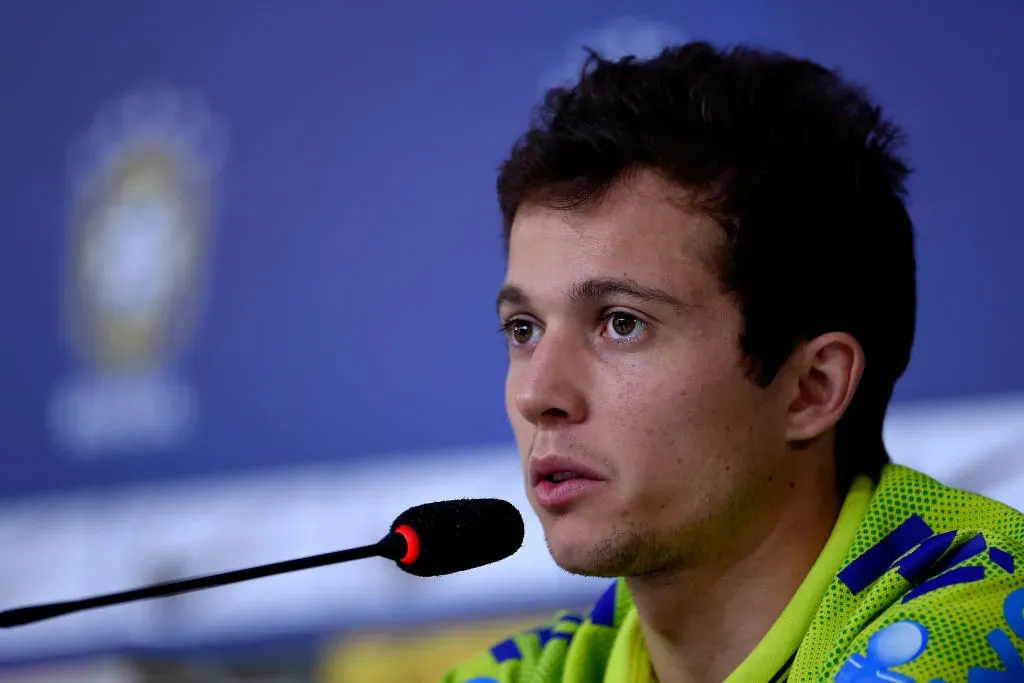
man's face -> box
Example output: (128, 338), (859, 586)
(498, 171), (793, 577)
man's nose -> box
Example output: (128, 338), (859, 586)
(513, 330), (589, 426)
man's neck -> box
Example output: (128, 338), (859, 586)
(626, 458), (841, 683)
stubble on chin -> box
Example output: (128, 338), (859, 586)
(545, 522), (670, 578)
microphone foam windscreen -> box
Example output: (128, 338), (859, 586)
(389, 498), (525, 577)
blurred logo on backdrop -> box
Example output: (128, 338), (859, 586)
(49, 85), (227, 456)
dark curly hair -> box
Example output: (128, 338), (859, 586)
(496, 42), (917, 494)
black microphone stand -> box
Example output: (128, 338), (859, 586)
(0, 534), (406, 628)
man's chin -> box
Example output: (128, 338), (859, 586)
(544, 529), (638, 578)
(551, 556), (623, 578)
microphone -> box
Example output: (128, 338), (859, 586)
(0, 498), (524, 629)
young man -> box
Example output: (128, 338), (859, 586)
(442, 43), (1024, 682)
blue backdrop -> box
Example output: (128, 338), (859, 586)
(2, 0), (1022, 499)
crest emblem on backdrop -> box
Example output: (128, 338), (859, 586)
(49, 85), (227, 455)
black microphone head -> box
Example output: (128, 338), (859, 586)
(383, 498), (525, 577)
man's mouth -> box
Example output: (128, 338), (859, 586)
(529, 456), (604, 487)
(529, 456), (606, 508)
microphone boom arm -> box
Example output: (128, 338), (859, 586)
(0, 534), (407, 628)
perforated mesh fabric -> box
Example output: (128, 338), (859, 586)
(792, 465), (1024, 682)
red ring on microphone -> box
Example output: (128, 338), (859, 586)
(393, 524), (421, 565)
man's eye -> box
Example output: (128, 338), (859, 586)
(604, 312), (645, 340)
(504, 319), (540, 345)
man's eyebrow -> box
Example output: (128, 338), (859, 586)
(496, 277), (685, 314)
(568, 278), (685, 310)
(496, 284), (529, 314)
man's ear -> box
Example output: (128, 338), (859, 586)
(784, 332), (865, 443)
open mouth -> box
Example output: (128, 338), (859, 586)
(530, 463), (602, 487)
(530, 457), (605, 508)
